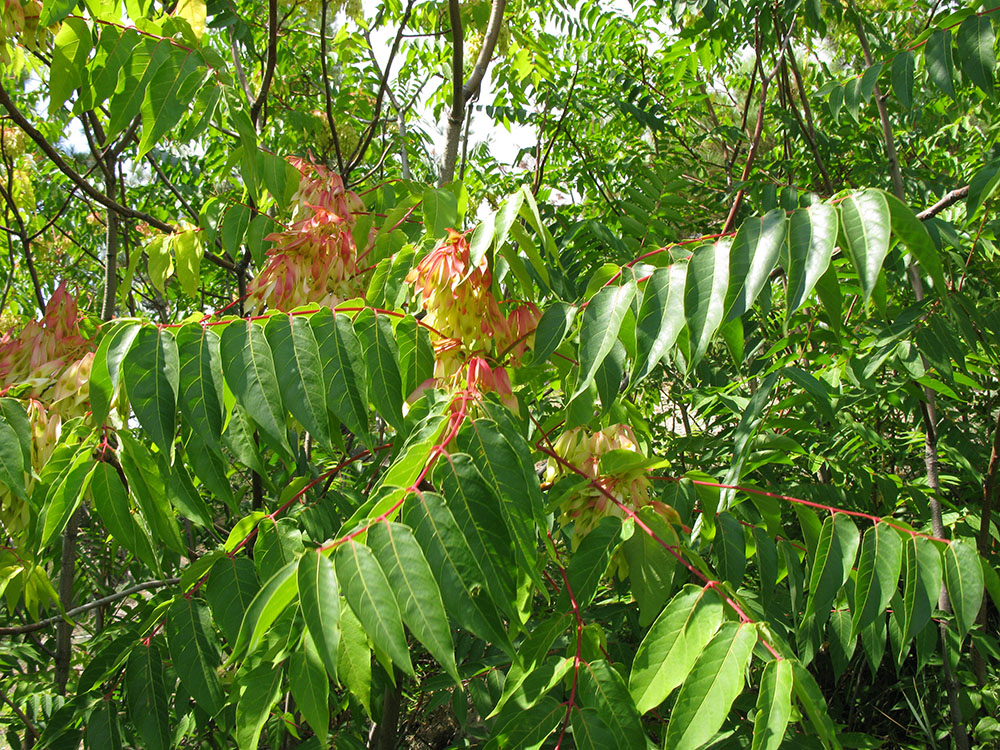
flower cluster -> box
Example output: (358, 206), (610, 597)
(544, 424), (654, 543)
(246, 157), (369, 312)
(0, 283), (95, 536)
(406, 229), (540, 406)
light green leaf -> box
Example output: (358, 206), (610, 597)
(338, 604), (371, 714)
(49, 17), (92, 114)
(632, 262), (687, 385)
(297, 549), (341, 682)
(786, 204), (837, 316)
(487, 695), (563, 750)
(107, 38), (171, 138)
(40, 0), (80, 26)
(220, 320), (292, 459)
(800, 513), (859, 645)
(235, 662), (284, 750)
(167, 597), (224, 716)
(173, 228), (204, 297)
(574, 282), (636, 399)
(89, 320), (141, 427)
(882, 191), (948, 295)
(724, 209), (785, 321)
(41, 451), (94, 547)
(335, 539), (414, 676)
(751, 658), (793, 750)
(147, 235), (173, 293)
(122, 326), (179, 458)
(0, 418), (26, 500)
(629, 584), (725, 714)
(369, 520), (459, 684)
(230, 560), (297, 661)
(531, 301), (575, 366)
(125, 644), (170, 750)
(852, 522), (903, 636)
(578, 660), (645, 747)
(684, 239), (730, 368)
(943, 539), (984, 640)
(792, 661), (841, 748)
(568, 516), (622, 609)
(663, 622), (757, 750)
(264, 314), (331, 450)
(839, 190), (891, 302)
(137, 48), (206, 158)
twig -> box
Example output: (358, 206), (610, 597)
(0, 685), (38, 742)
(916, 185), (969, 220)
(250, 0), (279, 126)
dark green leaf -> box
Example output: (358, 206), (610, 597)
(568, 516), (622, 609)
(839, 190), (891, 302)
(891, 50), (915, 109)
(786, 204), (837, 316)
(724, 209), (785, 321)
(90, 461), (159, 572)
(925, 29), (955, 99)
(943, 539), (984, 640)
(852, 522), (902, 636)
(90, 321), (141, 427)
(125, 644), (170, 750)
(574, 282), (636, 399)
(578, 660), (645, 747)
(235, 662), (284, 749)
(354, 309), (404, 432)
(297, 549), (341, 682)
(264, 314), (331, 450)
(231, 560), (297, 660)
(167, 597), (224, 715)
(122, 326), (179, 458)
(289, 635), (330, 742)
(901, 535), (941, 642)
(956, 16), (995, 97)
(532, 301), (575, 366)
(176, 324), (224, 452)
(631, 263), (687, 385)
(684, 239), (730, 368)
(311, 308), (369, 444)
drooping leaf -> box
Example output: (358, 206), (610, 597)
(578, 660), (645, 747)
(368, 520), (459, 684)
(839, 190), (891, 302)
(219, 319), (291, 459)
(956, 15), (995, 97)
(792, 660), (841, 749)
(90, 320), (141, 427)
(86, 700), (124, 750)
(901, 535), (942, 642)
(751, 658), (793, 750)
(230, 560), (296, 660)
(289, 634), (330, 742)
(235, 662), (284, 750)
(137, 48), (206, 158)
(623, 506), (679, 626)
(125, 644), (171, 750)
(531, 301), (575, 366)
(354, 309), (404, 432)
(629, 584), (725, 714)
(487, 695), (564, 750)
(852, 522), (903, 636)
(943, 538), (984, 640)
(264, 314), (332, 450)
(338, 604), (372, 714)
(724, 209), (786, 322)
(714, 512), (746, 587)
(172, 228), (204, 297)
(882, 191), (948, 295)
(800, 513), (860, 647)
(684, 239), (731, 368)
(40, 450), (94, 547)
(571, 706), (617, 750)
(335, 539), (414, 676)
(786, 204), (838, 316)
(925, 29), (955, 99)
(176, 324), (224, 451)
(891, 50), (914, 109)
(567, 516), (622, 609)
(297, 549), (341, 682)
(0, 416), (26, 501)
(49, 17), (92, 114)
(396, 315), (434, 400)
(662, 622), (757, 750)
(122, 326), (180, 458)
(574, 282), (636, 399)
(631, 262), (687, 385)
(166, 597), (224, 716)
(312, 308), (370, 445)
(90, 461), (159, 572)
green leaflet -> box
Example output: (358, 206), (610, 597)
(801, 513), (859, 639)
(235, 662), (284, 750)
(368, 520), (459, 684)
(117, 433), (185, 554)
(662, 622), (757, 750)
(629, 584), (725, 713)
(792, 661), (842, 748)
(396, 314), (434, 401)
(714, 512), (746, 588)
(838, 190), (891, 303)
(882, 191), (948, 296)
(578, 659), (645, 747)
(623, 506), (679, 626)
(943, 539), (984, 640)
(571, 706), (617, 750)
(205, 556), (259, 645)
(89, 320), (141, 427)
(49, 17), (92, 114)
(219, 319), (292, 460)
(289, 634), (330, 742)
(338, 604), (372, 714)
(125, 644), (171, 750)
(176, 323), (225, 451)
(107, 38), (172, 138)
(402, 491), (513, 650)
(891, 50), (914, 109)
(87, 700), (124, 750)
(684, 238), (730, 369)
(230, 560), (298, 662)
(486, 695), (563, 750)
(925, 29), (955, 99)
(531, 301), (575, 366)
(724, 209), (786, 322)
(264, 314), (332, 451)
(491, 613), (570, 717)
(166, 597), (224, 716)
(297, 548), (341, 682)
(90, 461), (159, 572)
(851, 522), (902, 637)
(956, 15), (995, 98)
(335, 539), (414, 676)
(751, 658), (793, 750)
(574, 281), (636, 399)
(0, 416), (26, 501)
(631, 262), (687, 386)
(136, 47), (207, 158)
(40, 449), (94, 547)
(786, 204), (837, 317)
(900, 535), (941, 642)
(567, 516), (622, 609)
(122, 326), (180, 459)
(354, 308), (404, 433)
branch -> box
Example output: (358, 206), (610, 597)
(0, 685), (38, 741)
(250, 0), (279, 127)
(440, 0), (465, 185)
(321, 0), (345, 175)
(917, 185), (969, 220)
(0, 578), (180, 636)
(462, 0), (507, 102)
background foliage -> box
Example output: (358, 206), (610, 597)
(1, 0), (999, 748)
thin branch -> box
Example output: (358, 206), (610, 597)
(0, 685), (38, 742)
(250, 0), (279, 127)
(0, 578), (180, 636)
(916, 185), (969, 220)
(462, 0), (507, 102)
(229, 27), (255, 106)
(321, 0), (345, 174)
(533, 65), (579, 195)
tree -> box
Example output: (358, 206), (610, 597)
(0, 0), (999, 747)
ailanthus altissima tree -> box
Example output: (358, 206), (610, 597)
(1, 0), (999, 748)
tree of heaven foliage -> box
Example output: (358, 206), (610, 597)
(1, 0), (1000, 748)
